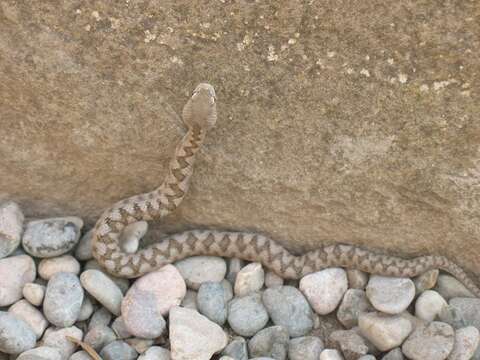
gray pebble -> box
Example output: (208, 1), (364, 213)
(197, 281), (228, 325)
(248, 326), (289, 360)
(366, 276), (415, 315)
(330, 329), (369, 360)
(84, 325), (117, 351)
(17, 346), (63, 360)
(111, 316), (132, 339)
(22, 217), (83, 258)
(89, 307), (112, 330)
(435, 275), (474, 300)
(263, 285), (313, 337)
(83, 260), (130, 294)
(402, 322), (454, 360)
(437, 305), (466, 329)
(125, 337), (154, 354)
(381, 348), (404, 360)
(0, 201), (24, 259)
(228, 292), (269, 337)
(448, 326), (479, 360)
(448, 298), (480, 329)
(74, 229), (94, 261)
(77, 296), (94, 322)
(100, 340), (138, 360)
(80, 269), (123, 315)
(226, 258), (244, 285)
(137, 346), (171, 360)
(288, 336), (324, 360)
(222, 337), (248, 360)
(337, 289), (374, 329)
(181, 290), (198, 310)
(43, 272), (84, 327)
(0, 311), (36, 354)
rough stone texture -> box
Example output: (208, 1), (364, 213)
(0, 1), (479, 280)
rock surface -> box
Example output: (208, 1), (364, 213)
(0, 255), (36, 306)
(1, 1), (480, 277)
(0, 201), (24, 259)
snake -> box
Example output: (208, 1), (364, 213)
(92, 83), (480, 298)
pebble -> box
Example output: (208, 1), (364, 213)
(438, 305), (466, 329)
(112, 316), (132, 339)
(42, 326), (83, 359)
(70, 351), (93, 360)
(175, 256), (227, 290)
(99, 340), (138, 360)
(435, 275), (474, 300)
(381, 348), (404, 360)
(0, 311), (36, 354)
(358, 356), (376, 360)
(138, 346), (171, 360)
(248, 325), (289, 360)
(83, 260), (131, 294)
(337, 289), (374, 328)
(330, 329), (369, 360)
(22, 282), (46, 306)
(449, 298), (480, 328)
(9, 299), (48, 339)
(413, 269), (439, 294)
(226, 258), (244, 284)
(347, 269), (369, 289)
(414, 290), (447, 322)
(227, 291), (269, 336)
(402, 321), (454, 360)
(77, 296), (94, 322)
(288, 336), (324, 360)
(358, 312), (412, 352)
(80, 269), (123, 315)
(122, 265), (184, 338)
(38, 255), (80, 280)
(300, 268), (348, 315)
(234, 262), (265, 297)
(89, 307), (112, 330)
(169, 306), (228, 360)
(120, 221), (148, 254)
(197, 281), (228, 325)
(320, 349), (344, 360)
(43, 272), (84, 327)
(181, 290), (198, 310)
(84, 325), (117, 351)
(265, 271), (284, 288)
(221, 279), (234, 301)
(22, 217), (83, 258)
(74, 229), (94, 261)
(0, 255), (36, 306)
(366, 276), (415, 314)
(17, 346), (63, 360)
(448, 326), (479, 360)
(0, 201), (24, 259)
(263, 285), (313, 337)
(222, 337), (248, 360)
(125, 338), (154, 354)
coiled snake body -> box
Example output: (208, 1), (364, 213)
(92, 83), (480, 298)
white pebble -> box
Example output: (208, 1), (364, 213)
(0, 255), (36, 306)
(22, 282), (46, 306)
(366, 276), (415, 314)
(17, 346), (63, 360)
(448, 326), (480, 360)
(120, 221), (148, 253)
(9, 299), (48, 339)
(38, 255), (80, 280)
(320, 349), (344, 360)
(0, 201), (24, 259)
(234, 262), (265, 297)
(415, 290), (447, 322)
(175, 256), (227, 290)
(0, 311), (36, 354)
(169, 306), (228, 360)
(42, 326), (83, 359)
(80, 269), (123, 315)
(358, 311), (413, 351)
(300, 268), (348, 315)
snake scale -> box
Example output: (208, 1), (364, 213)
(92, 83), (480, 298)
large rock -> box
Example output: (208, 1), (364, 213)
(1, 1), (480, 278)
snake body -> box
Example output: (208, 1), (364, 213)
(92, 83), (480, 298)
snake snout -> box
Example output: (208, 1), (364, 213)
(183, 83), (217, 129)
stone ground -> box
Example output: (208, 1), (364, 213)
(0, 1), (479, 277)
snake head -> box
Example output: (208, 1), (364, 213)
(182, 83), (217, 130)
